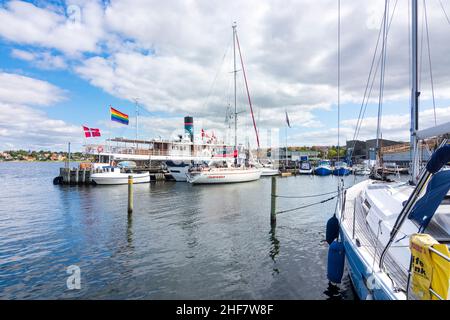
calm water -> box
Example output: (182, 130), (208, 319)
(0, 162), (366, 299)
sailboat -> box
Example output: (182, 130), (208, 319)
(327, 0), (450, 300)
(186, 23), (262, 184)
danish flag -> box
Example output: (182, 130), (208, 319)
(83, 126), (101, 138)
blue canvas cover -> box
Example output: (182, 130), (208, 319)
(408, 170), (450, 231)
(426, 144), (450, 174)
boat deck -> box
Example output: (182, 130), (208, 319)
(341, 187), (409, 294)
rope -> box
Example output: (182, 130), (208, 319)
(347, 0), (398, 161)
(424, 0), (437, 126)
(439, 0), (450, 26)
(274, 190), (339, 199)
(276, 195), (337, 215)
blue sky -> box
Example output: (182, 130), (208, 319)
(1, 0), (450, 151)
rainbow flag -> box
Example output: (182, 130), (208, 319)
(110, 107), (129, 125)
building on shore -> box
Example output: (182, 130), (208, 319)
(346, 139), (404, 163)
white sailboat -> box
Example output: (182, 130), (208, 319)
(186, 23), (262, 185)
(327, 0), (450, 300)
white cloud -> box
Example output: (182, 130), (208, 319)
(0, 102), (83, 150)
(0, 72), (65, 105)
(0, 72), (81, 151)
(11, 49), (67, 69)
(2, 0), (450, 148)
(296, 106), (450, 146)
(0, 0), (105, 56)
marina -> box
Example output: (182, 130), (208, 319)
(0, 0), (449, 305)
(1, 161), (360, 299)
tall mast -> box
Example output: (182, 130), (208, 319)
(233, 22), (238, 165)
(410, 0), (419, 184)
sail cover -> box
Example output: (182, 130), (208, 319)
(408, 170), (450, 231)
(426, 144), (450, 174)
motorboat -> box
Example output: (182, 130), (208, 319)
(314, 160), (332, 176)
(298, 161), (313, 174)
(91, 167), (150, 185)
(333, 161), (351, 176)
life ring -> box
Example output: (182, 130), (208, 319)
(97, 146), (104, 153)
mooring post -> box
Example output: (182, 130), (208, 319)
(271, 176), (277, 225)
(128, 175), (133, 214)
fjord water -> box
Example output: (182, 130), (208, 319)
(0, 162), (364, 299)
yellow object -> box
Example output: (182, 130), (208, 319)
(430, 243), (450, 300)
(409, 233), (450, 300)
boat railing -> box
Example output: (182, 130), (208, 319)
(85, 144), (209, 157)
(429, 245), (450, 300)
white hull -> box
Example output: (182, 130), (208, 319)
(260, 168), (279, 176)
(298, 169), (313, 174)
(91, 171), (150, 185)
(167, 165), (189, 182)
(187, 168), (261, 184)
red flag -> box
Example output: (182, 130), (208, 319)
(201, 128), (205, 138)
(83, 126), (101, 138)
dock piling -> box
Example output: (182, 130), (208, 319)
(128, 175), (133, 214)
(271, 176), (277, 226)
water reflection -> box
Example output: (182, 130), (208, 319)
(269, 223), (280, 275)
(0, 162), (366, 299)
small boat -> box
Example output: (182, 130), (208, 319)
(253, 161), (279, 176)
(314, 160), (332, 176)
(91, 167), (150, 185)
(165, 160), (191, 182)
(186, 161), (261, 184)
(298, 161), (313, 174)
(353, 166), (371, 176)
(332, 161), (351, 176)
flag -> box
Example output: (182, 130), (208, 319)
(110, 107), (129, 125)
(285, 111), (291, 128)
(201, 128), (205, 138)
(83, 126), (101, 138)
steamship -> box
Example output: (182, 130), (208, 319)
(84, 116), (235, 181)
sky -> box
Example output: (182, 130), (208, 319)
(1, 0), (450, 152)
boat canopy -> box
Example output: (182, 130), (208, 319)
(408, 170), (450, 231)
(117, 161), (137, 169)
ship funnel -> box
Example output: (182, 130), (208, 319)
(184, 116), (194, 142)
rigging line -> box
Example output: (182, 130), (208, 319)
(408, 0), (412, 111)
(235, 30), (260, 149)
(439, 0), (450, 26)
(337, 0), (341, 163)
(376, 0), (389, 154)
(419, 1), (425, 91)
(348, 0), (398, 161)
(202, 37), (232, 111)
(276, 195), (338, 215)
(424, 0), (437, 126)
(274, 190), (339, 199)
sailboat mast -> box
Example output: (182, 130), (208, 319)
(410, 0), (419, 184)
(233, 22), (238, 165)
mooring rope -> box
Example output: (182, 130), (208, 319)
(276, 195), (338, 215)
(274, 190), (339, 199)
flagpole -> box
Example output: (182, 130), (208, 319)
(108, 105), (111, 165)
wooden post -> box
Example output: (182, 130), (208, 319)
(128, 175), (133, 214)
(271, 176), (277, 226)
